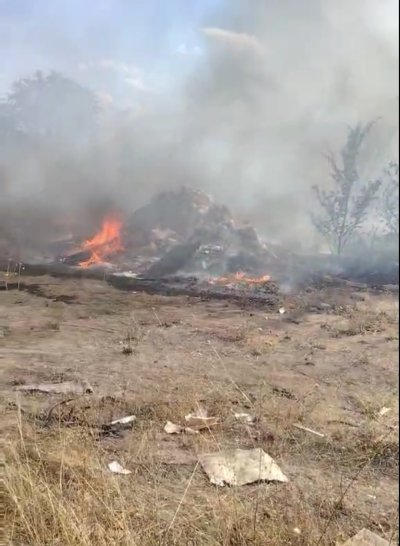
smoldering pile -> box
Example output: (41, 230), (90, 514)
(0, 187), (398, 303)
(59, 187), (281, 279)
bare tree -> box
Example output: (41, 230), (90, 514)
(380, 161), (399, 237)
(311, 123), (381, 255)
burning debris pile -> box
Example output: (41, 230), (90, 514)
(61, 187), (274, 280)
(1, 187), (398, 301)
(0, 187), (284, 306)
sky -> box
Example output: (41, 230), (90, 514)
(0, 0), (222, 102)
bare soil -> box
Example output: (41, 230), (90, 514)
(1, 275), (398, 545)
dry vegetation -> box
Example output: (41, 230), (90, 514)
(1, 276), (398, 545)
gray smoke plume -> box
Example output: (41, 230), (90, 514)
(0, 0), (398, 252)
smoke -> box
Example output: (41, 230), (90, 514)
(0, 0), (398, 251)
(182, 0), (398, 242)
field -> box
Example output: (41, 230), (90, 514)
(1, 275), (398, 545)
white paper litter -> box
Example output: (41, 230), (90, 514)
(378, 407), (391, 417)
(234, 412), (256, 425)
(185, 408), (219, 430)
(199, 448), (288, 486)
(110, 415), (136, 426)
(107, 461), (131, 475)
(339, 528), (392, 546)
(164, 421), (183, 434)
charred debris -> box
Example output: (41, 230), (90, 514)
(1, 187), (398, 303)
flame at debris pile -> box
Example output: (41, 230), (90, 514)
(79, 216), (124, 268)
(209, 271), (271, 286)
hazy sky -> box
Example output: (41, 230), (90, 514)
(0, 0), (222, 101)
(2, 0), (397, 104)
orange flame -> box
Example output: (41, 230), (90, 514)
(210, 271), (271, 285)
(79, 217), (123, 268)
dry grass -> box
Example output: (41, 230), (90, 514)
(1, 277), (399, 545)
(4, 386), (398, 546)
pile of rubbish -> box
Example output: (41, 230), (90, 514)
(121, 187), (273, 277)
(1, 186), (398, 288)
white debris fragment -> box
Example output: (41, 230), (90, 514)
(110, 415), (136, 426)
(183, 427), (200, 435)
(164, 421), (183, 434)
(278, 307), (286, 315)
(378, 407), (391, 417)
(340, 528), (391, 546)
(185, 408), (219, 430)
(234, 412), (257, 425)
(199, 448), (288, 487)
(107, 461), (131, 475)
(114, 271), (138, 278)
(185, 407), (208, 420)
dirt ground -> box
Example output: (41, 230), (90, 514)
(1, 275), (399, 545)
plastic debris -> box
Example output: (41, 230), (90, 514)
(107, 461), (131, 475)
(199, 448), (288, 486)
(110, 415), (136, 426)
(378, 407), (391, 417)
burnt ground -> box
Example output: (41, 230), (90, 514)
(1, 275), (399, 545)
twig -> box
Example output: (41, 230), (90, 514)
(163, 461), (199, 539)
(326, 419), (360, 428)
(46, 397), (78, 420)
(293, 423), (325, 438)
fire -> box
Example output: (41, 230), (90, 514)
(210, 271), (271, 286)
(79, 216), (124, 268)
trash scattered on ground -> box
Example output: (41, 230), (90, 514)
(234, 412), (257, 425)
(101, 414), (137, 436)
(199, 448), (288, 486)
(15, 380), (93, 395)
(109, 415), (136, 426)
(164, 421), (184, 434)
(184, 409), (219, 430)
(278, 307), (286, 314)
(292, 423), (325, 438)
(107, 461), (131, 475)
(339, 528), (392, 545)
(163, 419), (213, 435)
(378, 407), (391, 417)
